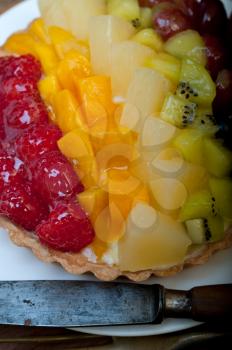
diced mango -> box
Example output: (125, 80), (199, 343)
(57, 51), (91, 92)
(90, 238), (108, 258)
(29, 19), (50, 43)
(34, 42), (58, 74)
(76, 76), (115, 136)
(78, 187), (108, 223)
(58, 128), (98, 188)
(53, 90), (87, 133)
(38, 75), (61, 105)
(3, 32), (38, 57)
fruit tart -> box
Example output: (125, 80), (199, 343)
(0, 0), (231, 281)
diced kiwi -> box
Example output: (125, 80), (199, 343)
(140, 7), (152, 29)
(132, 28), (163, 51)
(107, 0), (141, 29)
(161, 93), (197, 128)
(179, 190), (217, 222)
(164, 30), (206, 66)
(209, 177), (232, 219)
(176, 58), (216, 106)
(146, 53), (181, 84)
(173, 129), (204, 164)
(185, 215), (224, 244)
(190, 108), (219, 136)
(203, 138), (232, 177)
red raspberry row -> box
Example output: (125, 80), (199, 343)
(0, 55), (95, 252)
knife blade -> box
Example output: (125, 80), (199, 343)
(0, 281), (231, 327)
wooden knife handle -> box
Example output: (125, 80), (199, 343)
(164, 284), (232, 322)
(190, 284), (232, 321)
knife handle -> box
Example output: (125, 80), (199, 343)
(164, 284), (232, 322)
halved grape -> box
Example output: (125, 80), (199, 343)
(198, 0), (227, 36)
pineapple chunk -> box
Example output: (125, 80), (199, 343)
(120, 68), (174, 131)
(89, 15), (135, 75)
(118, 209), (191, 271)
(164, 30), (206, 65)
(111, 41), (155, 98)
(151, 148), (184, 174)
(39, 0), (68, 29)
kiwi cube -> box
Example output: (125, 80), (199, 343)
(177, 58), (216, 106)
(190, 108), (219, 136)
(161, 93), (197, 128)
(203, 138), (232, 178)
(186, 216), (224, 244)
(173, 129), (204, 164)
(185, 219), (206, 244)
(209, 177), (232, 219)
(107, 0), (141, 28)
(179, 190), (216, 222)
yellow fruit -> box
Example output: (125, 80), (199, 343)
(3, 33), (38, 57)
(57, 51), (91, 92)
(118, 209), (191, 271)
(89, 15), (135, 75)
(120, 68), (174, 131)
(34, 42), (58, 74)
(38, 75), (61, 105)
(146, 53), (181, 84)
(58, 128), (98, 188)
(78, 188), (108, 223)
(29, 19), (50, 43)
(111, 41), (155, 98)
(132, 29), (163, 52)
(53, 90), (87, 133)
(49, 26), (89, 59)
(38, 0), (68, 29)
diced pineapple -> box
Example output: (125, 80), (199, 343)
(118, 209), (191, 271)
(164, 30), (206, 65)
(89, 15), (135, 75)
(151, 148), (184, 175)
(39, 0), (68, 29)
(107, 0), (141, 28)
(111, 41), (155, 98)
(146, 53), (181, 84)
(120, 67), (174, 131)
(62, 0), (107, 40)
(150, 178), (187, 211)
(132, 28), (163, 51)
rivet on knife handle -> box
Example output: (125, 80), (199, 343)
(164, 284), (232, 322)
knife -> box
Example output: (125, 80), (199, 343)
(0, 281), (231, 327)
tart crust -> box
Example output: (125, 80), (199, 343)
(1, 216), (232, 281)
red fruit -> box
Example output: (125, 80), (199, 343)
(138, 0), (167, 7)
(0, 77), (38, 100)
(0, 182), (49, 231)
(213, 69), (232, 117)
(36, 201), (95, 252)
(0, 55), (42, 82)
(203, 35), (227, 80)
(31, 151), (84, 204)
(0, 153), (26, 190)
(176, 0), (203, 28)
(3, 95), (49, 133)
(15, 123), (62, 164)
(152, 4), (192, 40)
(199, 0), (227, 36)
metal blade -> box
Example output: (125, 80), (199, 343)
(0, 281), (162, 327)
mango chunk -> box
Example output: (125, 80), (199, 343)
(35, 42), (58, 74)
(78, 188), (108, 223)
(29, 19), (50, 43)
(53, 90), (87, 133)
(38, 75), (61, 105)
(58, 128), (98, 188)
(3, 32), (38, 57)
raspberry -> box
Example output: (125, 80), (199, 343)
(0, 55), (42, 82)
(15, 123), (62, 163)
(3, 95), (49, 133)
(31, 151), (84, 204)
(0, 182), (49, 231)
(0, 77), (38, 100)
(0, 153), (26, 191)
(36, 201), (95, 252)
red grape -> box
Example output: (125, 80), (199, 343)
(213, 69), (232, 117)
(139, 0), (168, 7)
(198, 0), (227, 36)
(203, 35), (227, 80)
(176, 0), (203, 28)
(152, 3), (192, 40)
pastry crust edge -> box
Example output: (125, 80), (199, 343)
(1, 217), (232, 281)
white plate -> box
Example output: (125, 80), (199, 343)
(0, 0), (232, 338)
